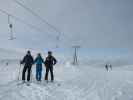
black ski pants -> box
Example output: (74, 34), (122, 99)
(45, 66), (54, 81)
(22, 64), (32, 81)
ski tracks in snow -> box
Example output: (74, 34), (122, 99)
(0, 81), (50, 100)
(0, 79), (101, 100)
(1, 64), (133, 100)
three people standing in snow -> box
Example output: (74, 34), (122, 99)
(20, 50), (57, 83)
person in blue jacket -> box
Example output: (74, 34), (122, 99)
(34, 53), (45, 81)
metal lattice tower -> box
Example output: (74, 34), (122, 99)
(72, 45), (80, 65)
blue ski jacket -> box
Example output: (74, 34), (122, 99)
(34, 56), (45, 65)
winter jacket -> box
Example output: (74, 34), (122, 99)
(34, 56), (45, 65)
(21, 55), (34, 66)
(45, 56), (57, 67)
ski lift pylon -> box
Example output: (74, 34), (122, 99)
(8, 15), (16, 40)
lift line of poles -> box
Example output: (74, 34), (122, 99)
(0, 8), (61, 48)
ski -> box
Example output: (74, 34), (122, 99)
(17, 81), (31, 86)
(26, 83), (30, 86)
(46, 81), (61, 87)
(17, 82), (25, 86)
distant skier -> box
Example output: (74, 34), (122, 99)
(20, 50), (34, 84)
(44, 51), (57, 82)
(105, 64), (112, 71)
(34, 53), (45, 82)
(109, 64), (112, 70)
(6, 62), (8, 66)
(105, 64), (108, 71)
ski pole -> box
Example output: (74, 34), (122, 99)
(30, 67), (33, 83)
(18, 62), (22, 81)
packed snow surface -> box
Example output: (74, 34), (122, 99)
(0, 49), (133, 100)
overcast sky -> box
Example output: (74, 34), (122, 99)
(0, 0), (133, 54)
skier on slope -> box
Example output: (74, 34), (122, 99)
(109, 64), (112, 70)
(20, 50), (34, 84)
(105, 64), (108, 71)
(105, 64), (112, 71)
(34, 53), (45, 82)
(44, 51), (57, 82)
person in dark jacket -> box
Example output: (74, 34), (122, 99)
(44, 51), (57, 82)
(105, 64), (108, 71)
(21, 50), (34, 83)
(34, 53), (45, 81)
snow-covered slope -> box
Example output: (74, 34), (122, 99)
(0, 49), (133, 100)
